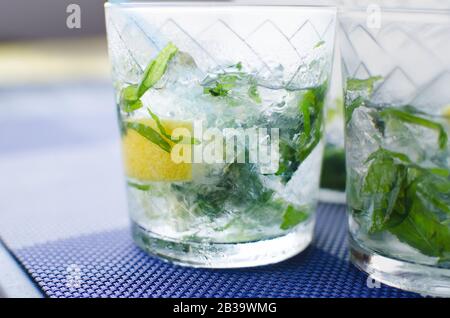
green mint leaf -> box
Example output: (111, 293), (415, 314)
(362, 149), (409, 233)
(122, 99), (143, 113)
(204, 84), (228, 97)
(314, 40), (325, 48)
(379, 107), (448, 150)
(390, 188), (450, 258)
(137, 42), (178, 97)
(296, 86), (326, 163)
(364, 148), (412, 165)
(147, 108), (172, 140)
(413, 172), (450, 215)
(127, 181), (152, 191)
(146, 108), (200, 145)
(344, 76), (382, 124)
(345, 96), (364, 124)
(125, 121), (172, 153)
(119, 43), (179, 113)
(121, 84), (139, 101)
(120, 85), (143, 113)
(428, 167), (450, 177)
(357, 145), (450, 257)
(299, 88), (315, 136)
(204, 74), (239, 97)
(280, 205), (309, 230)
(202, 63), (262, 103)
(347, 76), (383, 94)
(276, 84), (326, 183)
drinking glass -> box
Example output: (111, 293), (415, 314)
(340, 6), (450, 295)
(105, 1), (336, 268)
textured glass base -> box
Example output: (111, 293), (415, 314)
(350, 236), (450, 297)
(131, 220), (314, 268)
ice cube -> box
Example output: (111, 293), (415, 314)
(283, 140), (324, 207)
(381, 115), (441, 164)
(139, 51), (207, 120)
(154, 51), (203, 89)
(346, 106), (382, 173)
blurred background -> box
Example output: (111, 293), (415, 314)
(0, 0), (130, 246)
(0, 0), (108, 85)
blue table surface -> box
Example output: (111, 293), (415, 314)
(0, 82), (420, 298)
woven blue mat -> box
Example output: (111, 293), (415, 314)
(0, 83), (420, 298)
(11, 203), (420, 298)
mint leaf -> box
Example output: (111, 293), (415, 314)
(345, 96), (364, 124)
(119, 43), (178, 113)
(127, 181), (152, 191)
(146, 108), (200, 145)
(147, 108), (172, 140)
(125, 121), (172, 153)
(137, 42), (178, 97)
(122, 99), (143, 113)
(357, 145), (450, 258)
(299, 88), (314, 136)
(276, 83), (326, 183)
(414, 173), (450, 216)
(202, 63), (262, 103)
(344, 76), (382, 124)
(365, 148), (412, 165)
(280, 205), (309, 230)
(390, 185), (450, 258)
(314, 40), (325, 48)
(297, 85), (326, 162)
(120, 85), (143, 113)
(362, 148), (409, 233)
(379, 107), (448, 150)
(203, 74), (239, 97)
(347, 76), (383, 94)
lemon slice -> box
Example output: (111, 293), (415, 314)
(122, 118), (193, 182)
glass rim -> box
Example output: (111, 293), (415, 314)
(339, 7), (450, 16)
(339, 8), (450, 25)
(105, 1), (337, 11)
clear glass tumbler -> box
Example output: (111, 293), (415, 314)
(340, 7), (450, 295)
(105, 1), (336, 268)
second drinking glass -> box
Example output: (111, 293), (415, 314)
(341, 7), (450, 295)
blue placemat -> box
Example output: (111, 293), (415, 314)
(0, 83), (420, 298)
(9, 203), (420, 298)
